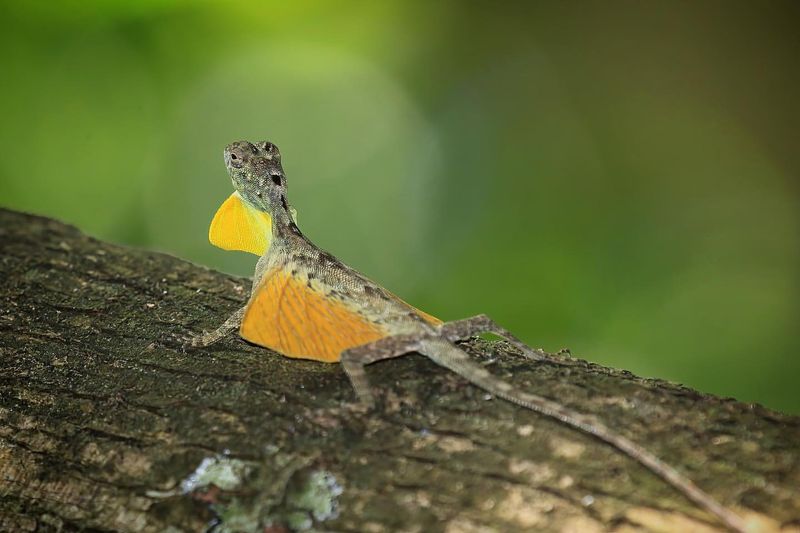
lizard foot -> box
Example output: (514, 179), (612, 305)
(156, 331), (200, 353)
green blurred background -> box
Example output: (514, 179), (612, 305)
(1, 1), (797, 413)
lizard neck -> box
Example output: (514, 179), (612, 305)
(269, 201), (304, 244)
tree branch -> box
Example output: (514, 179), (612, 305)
(0, 208), (797, 532)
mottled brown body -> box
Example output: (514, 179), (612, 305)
(187, 140), (747, 532)
(240, 240), (441, 362)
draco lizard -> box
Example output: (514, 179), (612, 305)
(185, 139), (746, 532)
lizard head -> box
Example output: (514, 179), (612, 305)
(224, 140), (287, 214)
(209, 140), (295, 255)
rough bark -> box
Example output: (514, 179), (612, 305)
(0, 207), (798, 533)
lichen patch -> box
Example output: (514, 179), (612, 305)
(181, 455), (251, 493)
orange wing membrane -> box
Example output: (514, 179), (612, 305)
(241, 270), (388, 363)
(403, 302), (441, 326)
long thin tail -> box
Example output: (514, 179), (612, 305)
(420, 338), (746, 533)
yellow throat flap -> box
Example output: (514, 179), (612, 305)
(208, 192), (272, 256)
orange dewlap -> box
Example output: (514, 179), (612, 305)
(241, 270), (389, 362)
(209, 192), (272, 256)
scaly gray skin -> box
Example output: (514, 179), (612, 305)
(187, 140), (746, 533)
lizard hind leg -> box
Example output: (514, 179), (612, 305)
(339, 334), (422, 408)
(439, 314), (552, 362)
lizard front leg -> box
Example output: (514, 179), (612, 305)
(185, 306), (246, 348)
(182, 254), (273, 349)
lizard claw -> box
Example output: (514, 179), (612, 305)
(158, 331), (199, 353)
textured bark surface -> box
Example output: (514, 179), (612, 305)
(0, 207), (798, 533)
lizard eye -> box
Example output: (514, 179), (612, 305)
(227, 150), (244, 168)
